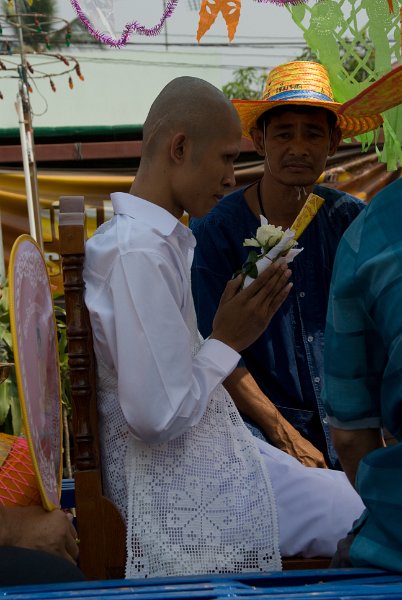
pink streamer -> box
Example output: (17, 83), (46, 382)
(69, 0), (180, 48)
(253, 0), (307, 4)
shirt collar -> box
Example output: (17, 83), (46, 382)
(111, 192), (194, 245)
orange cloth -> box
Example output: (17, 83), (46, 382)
(0, 434), (41, 507)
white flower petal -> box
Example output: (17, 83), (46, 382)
(243, 238), (260, 247)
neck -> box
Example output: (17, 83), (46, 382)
(249, 176), (314, 229)
(130, 170), (183, 221)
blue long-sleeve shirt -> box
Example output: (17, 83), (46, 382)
(190, 184), (364, 466)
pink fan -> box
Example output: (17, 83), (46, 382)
(9, 235), (62, 510)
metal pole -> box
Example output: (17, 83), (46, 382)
(14, 0), (43, 248)
(163, 0), (168, 51)
(16, 92), (37, 241)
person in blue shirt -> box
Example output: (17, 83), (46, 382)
(323, 177), (402, 570)
(190, 60), (382, 468)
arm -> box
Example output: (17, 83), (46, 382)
(324, 197), (401, 482)
(0, 506), (79, 564)
(224, 366), (327, 468)
(111, 250), (291, 445)
(330, 426), (384, 487)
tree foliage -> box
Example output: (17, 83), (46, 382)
(223, 39), (375, 101)
(222, 66), (267, 100)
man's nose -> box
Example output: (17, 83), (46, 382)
(288, 135), (308, 155)
(223, 166), (236, 188)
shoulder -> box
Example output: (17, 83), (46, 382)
(314, 185), (365, 235)
(315, 185), (365, 214)
(353, 179), (402, 266)
(85, 214), (176, 275)
(365, 178), (402, 223)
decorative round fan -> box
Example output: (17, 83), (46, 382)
(9, 235), (62, 510)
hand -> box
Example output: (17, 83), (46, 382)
(0, 506), (79, 564)
(211, 260), (292, 353)
(271, 416), (327, 468)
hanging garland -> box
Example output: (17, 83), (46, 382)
(68, 0), (397, 45)
(69, 0), (179, 48)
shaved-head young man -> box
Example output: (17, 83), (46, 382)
(84, 76), (364, 579)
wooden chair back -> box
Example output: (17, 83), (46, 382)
(58, 196), (126, 580)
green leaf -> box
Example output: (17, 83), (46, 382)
(246, 250), (259, 264)
(10, 393), (22, 437)
(0, 381), (11, 426)
(248, 264), (258, 279)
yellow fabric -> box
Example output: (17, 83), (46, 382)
(0, 169), (131, 251)
(290, 194), (325, 240)
(0, 170), (188, 293)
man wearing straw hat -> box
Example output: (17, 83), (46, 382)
(191, 60), (383, 470)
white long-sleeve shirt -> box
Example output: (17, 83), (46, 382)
(84, 192), (240, 443)
(83, 192), (281, 578)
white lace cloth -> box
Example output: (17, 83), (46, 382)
(125, 382), (281, 577)
(97, 317), (281, 578)
(97, 359), (129, 522)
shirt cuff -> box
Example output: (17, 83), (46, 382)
(200, 338), (241, 375)
(326, 414), (382, 430)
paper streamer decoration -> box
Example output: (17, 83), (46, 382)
(288, 0), (402, 170)
(9, 235), (62, 510)
(69, 0), (179, 48)
(69, 0), (398, 44)
(197, 0), (241, 41)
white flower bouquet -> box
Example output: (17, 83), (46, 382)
(240, 216), (303, 288)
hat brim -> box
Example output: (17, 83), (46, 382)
(232, 98), (383, 140)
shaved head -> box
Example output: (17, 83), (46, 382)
(141, 76), (240, 161)
(131, 76), (242, 219)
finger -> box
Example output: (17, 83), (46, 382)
(69, 521), (78, 538)
(254, 264), (292, 302)
(244, 261), (285, 297)
(220, 274), (243, 303)
(264, 282), (293, 317)
(264, 267), (292, 301)
(65, 532), (80, 562)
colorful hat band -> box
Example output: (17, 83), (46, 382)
(266, 90), (336, 103)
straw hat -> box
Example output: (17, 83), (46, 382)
(232, 61), (384, 140)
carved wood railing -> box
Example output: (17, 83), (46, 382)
(59, 196), (126, 580)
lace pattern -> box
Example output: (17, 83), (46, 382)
(97, 360), (129, 522)
(124, 301), (281, 577)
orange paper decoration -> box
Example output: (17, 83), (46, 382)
(0, 435), (41, 507)
(197, 0), (241, 42)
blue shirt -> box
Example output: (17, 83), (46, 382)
(323, 178), (402, 570)
(191, 184), (364, 466)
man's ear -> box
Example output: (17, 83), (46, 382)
(170, 132), (187, 164)
(328, 125), (342, 156)
(250, 127), (265, 157)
